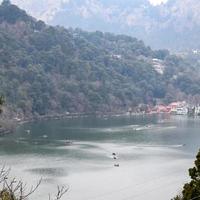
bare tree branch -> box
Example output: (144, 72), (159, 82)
(49, 185), (69, 200)
(20, 178), (42, 199)
(0, 166), (68, 200)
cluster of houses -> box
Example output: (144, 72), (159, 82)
(147, 101), (200, 116)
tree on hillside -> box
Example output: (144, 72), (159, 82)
(173, 150), (200, 200)
(1, 0), (11, 6)
(0, 95), (4, 113)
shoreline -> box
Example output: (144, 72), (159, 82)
(17, 111), (161, 124)
(0, 127), (12, 136)
(1, 111), (172, 136)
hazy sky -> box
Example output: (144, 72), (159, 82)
(0, 0), (170, 23)
(148, 0), (168, 5)
(1, 0), (169, 6)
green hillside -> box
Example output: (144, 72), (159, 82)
(0, 0), (199, 119)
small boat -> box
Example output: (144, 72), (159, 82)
(65, 140), (73, 145)
(114, 164), (119, 167)
(42, 134), (48, 138)
(25, 130), (31, 134)
(112, 153), (116, 156)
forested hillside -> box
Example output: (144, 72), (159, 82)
(9, 0), (200, 51)
(0, 0), (200, 119)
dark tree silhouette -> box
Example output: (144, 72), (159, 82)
(173, 150), (200, 200)
(0, 96), (5, 113)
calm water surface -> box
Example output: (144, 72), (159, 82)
(0, 114), (199, 200)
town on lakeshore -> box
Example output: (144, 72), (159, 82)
(129, 101), (200, 116)
(13, 101), (199, 123)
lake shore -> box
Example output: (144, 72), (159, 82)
(16, 111), (150, 125)
(1, 111), (169, 136)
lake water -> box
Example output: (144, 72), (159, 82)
(0, 114), (199, 200)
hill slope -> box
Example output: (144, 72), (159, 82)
(7, 0), (200, 51)
(0, 1), (199, 119)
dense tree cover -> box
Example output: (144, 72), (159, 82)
(0, 0), (32, 24)
(0, 1), (199, 118)
(173, 150), (200, 200)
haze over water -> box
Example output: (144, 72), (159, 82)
(0, 114), (199, 200)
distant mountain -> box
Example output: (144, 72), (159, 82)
(6, 0), (200, 51)
(0, 1), (200, 119)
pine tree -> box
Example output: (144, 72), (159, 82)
(182, 150), (200, 200)
(173, 150), (200, 200)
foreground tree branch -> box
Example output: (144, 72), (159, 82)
(0, 167), (68, 200)
(49, 186), (69, 200)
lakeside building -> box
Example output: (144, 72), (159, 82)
(195, 106), (200, 116)
(176, 107), (188, 115)
(168, 101), (188, 115)
(130, 101), (200, 116)
(148, 101), (189, 115)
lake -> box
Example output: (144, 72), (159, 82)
(0, 114), (199, 200)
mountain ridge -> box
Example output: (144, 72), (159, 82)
(5, 0), (200, 51)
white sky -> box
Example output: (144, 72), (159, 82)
(148, 0), (168, 6)
(1, 0), (169, 7)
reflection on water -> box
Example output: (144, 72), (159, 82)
(0, 114), (199, 200)
(27, 167), (66, 177)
